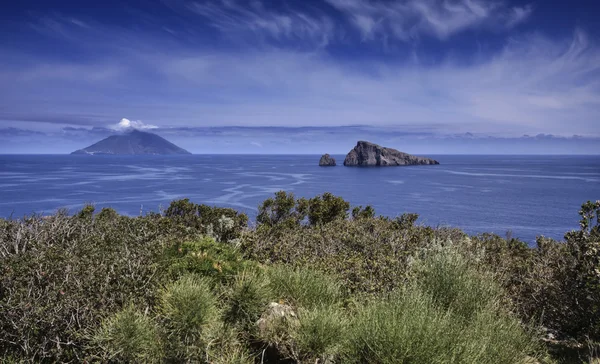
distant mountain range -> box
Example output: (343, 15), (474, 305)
(71, 129), (191, 155)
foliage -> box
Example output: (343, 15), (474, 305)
(303, 192), (351, 226)
(90, 304), (161, 362)
(517, 200), (600, 340)
(0, 207), (195, 361)
(257, 190), (351, 227)
(158, 274), (219, 361)
(414, 248), (505, 322)
(344, 251), (543, 364)
(267, 265), (345, 309)
(2, 193), (599, 363)
(164, 198), (248, 242)
(242, 216), (457, 294)
(223, 269), (272, 334)
(164, 236), (255, 282)
(352, 205), (376, 219)
(257, 191), (302, 227)
(76, 203), (95, 219)
(294, 306), (349, 362)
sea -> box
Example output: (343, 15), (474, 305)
(0, 154), (598, 244)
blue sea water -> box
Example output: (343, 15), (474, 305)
(0, 154), (598, 243)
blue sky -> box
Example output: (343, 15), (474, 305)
(0, 0), (599, 154)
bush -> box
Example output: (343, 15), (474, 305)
(3, 194), (597, 362)
(204, 322), (254, 364)
(242, 217), (453, 294)
(158, 274), (219, 361)
(165, 199), (248, 242)
(517, 200), (600, 341)
(164, 236), (254, 282)
(257, 191), (302, 227)
(0, 212), (188, 361)
(352, 205), (375, 220)
(346, 287), (454, 364)
(91, 304), (161, 362)
(345, 249), (543, 364)
(256, 191), (351, 227)
(303, 192), (350, 226)
(223, 269), (272, 333)
(295, 306), (349, 361)
(267, 265), (344, 310)
(414, 248), (504, 321)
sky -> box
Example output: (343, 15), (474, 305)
(0, 0), (599, 154)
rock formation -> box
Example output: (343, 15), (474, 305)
(343, 141), (439, 166)
(319, 154), (336, 166)
(72, 129), (191, 155)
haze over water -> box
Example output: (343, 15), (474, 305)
(1, 154), (598, 244)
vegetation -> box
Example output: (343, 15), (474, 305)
(0, 194), (598, 363)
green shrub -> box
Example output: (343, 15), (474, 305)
(164, 198), (248, 242)
(267, 265), (344, 309)
(346, 287), (453, 364)
(256, 191), (351, 227)
(345, 278), (541, 363)
(352, 205), (376, 219)
(414, 248), (504, 321)
(295, 306), (349, 361)
(223, 269), (273, 333)
(95, 207), (119, 221)
(204, 322), (254, 364)
(242, 217), (450, 294)
(392, 212), (419, 229)
(76, 203), (95, 219)
(164, 236), (254, 282)
(0, 212), (186, 361)
(3, 194), (597, 362)
(158, 274), (219, 361)
(91, 304), (161, 362)
(257, 191), (303, 227)
(303, 192), (350, 226)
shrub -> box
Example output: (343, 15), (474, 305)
(352, 205), (375, 220)
(204, 322), (254, 364)
(256, 191), (352, 227)
(393, 212), (419, 229)
(0, 212), (185, 361)
(223, 269), (273, 333)
(164, 199), (248, 242)
(303, 192), (350, 226)
(345, 252), (543, 364)
(158, 274), (219, 361)
(267, 265), (344, 309)
(414, 248), (504, 321)
(91, 304), (161, 362)
(519, 200), (600, 340)
(345, 287), (454, 364)
(294, 306), (349, 361)
(242, 217), (449, 294)
(164, 198), (198, 218)
(95, 207), (119, 221)
(164, 236), (254, 282)
(257, 191), (302, 227)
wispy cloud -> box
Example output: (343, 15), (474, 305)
(0, 0), (598, 155)
(2, 27), (599, 137)
(326, 0), (532, 41)
(185, 0), (335, 47)
(181, 0), (530, 45)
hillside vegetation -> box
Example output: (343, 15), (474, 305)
(1, 192), (599, 363)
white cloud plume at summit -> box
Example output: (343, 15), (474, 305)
(112, 118), (158, 130)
